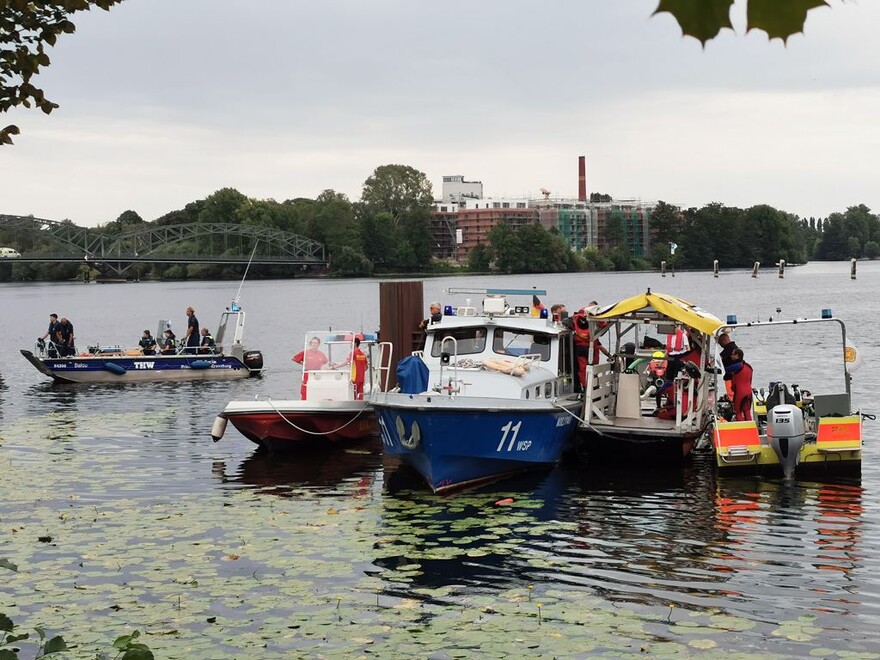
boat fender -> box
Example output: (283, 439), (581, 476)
(104, 362), (126, 376)
(483, 358), (526, 377)
(190, 360), (212, 369)
(211, 416), (228, 443)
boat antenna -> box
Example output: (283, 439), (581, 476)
(233, 243), (258, 309)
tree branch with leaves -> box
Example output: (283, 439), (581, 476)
(0, 0), (124, 145)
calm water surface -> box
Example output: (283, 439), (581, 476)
(1, 265), (878, 658)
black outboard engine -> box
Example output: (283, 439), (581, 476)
(766, 387), (806, 479)
(243, 350), (264, 374)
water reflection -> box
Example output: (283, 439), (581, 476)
(215, 439), (383, 496)
(371, 457), (873, 649)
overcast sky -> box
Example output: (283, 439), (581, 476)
(2, 0), (878, 226)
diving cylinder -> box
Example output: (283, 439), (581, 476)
(766, 404), (806, 479)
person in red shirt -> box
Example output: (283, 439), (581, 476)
(292, 336), (328, 400)
(333, 337), (369, 400)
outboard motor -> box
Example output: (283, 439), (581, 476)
(243, 350), (264, 374)
(766, 403), (806, 479)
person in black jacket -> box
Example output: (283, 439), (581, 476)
(139, 329), (157, 355)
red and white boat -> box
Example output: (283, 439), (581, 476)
(212, 331), (392, 451)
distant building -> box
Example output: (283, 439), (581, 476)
(430, 173), (655, 261)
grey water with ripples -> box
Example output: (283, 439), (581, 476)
(1, 263), (878, 655)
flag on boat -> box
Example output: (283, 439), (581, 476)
(531, 294), (545, 317)
(845, 339), (862, 373)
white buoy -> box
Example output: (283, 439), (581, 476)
(777, 259), (785, 279)
(851, 257), (857, 280)
(751, 262), (760, 278)
(713, 260), (719, 278)
(211, 416), (228, 442)
(660, 260), (666, 277)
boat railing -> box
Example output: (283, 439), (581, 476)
(34, 337), (65, 358)
(435, 336), (467, 395)
(370, 341), (394, 393)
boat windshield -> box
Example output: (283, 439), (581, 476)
(493, 330), (552, 361)
(430, 328), (489, 357)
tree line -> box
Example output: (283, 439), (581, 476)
(1, 164), (876, 282)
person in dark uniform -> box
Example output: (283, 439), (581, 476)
(57, 317), (75, 356)
(199, 327), (216, 354)
(161, 329), (177, 354)
(184, 306), (200, 354)
(139, 329), (157, 355)
(40, 313), (61, 356)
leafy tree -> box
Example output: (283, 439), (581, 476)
(589, 192), (612, 203)
(360, 164), (433, 223)
(359, 211), (396, 267)
(198, 188), (248, 224)
(1, 0), (124, 144)
(331, 245), (373, 276)
(648, 200), (681, 264)
(467, 243), (491, 271)
(864, 241), (879, 259)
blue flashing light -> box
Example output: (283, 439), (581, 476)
(726, 314), (737, 325)
(230, 302), (240, 312)
(540, 308), (549, 319)
(444, 305), (454, 316)
(821, 308), (832, 319)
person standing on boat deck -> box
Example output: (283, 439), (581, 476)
(139, 329), (157, 355)
(57, 317), (75, 356)
(419, 302), (442, 332)
(161, 329), (176, 354)
(40, 313), (61, 356)
(718, 331), (738, 398)
(571, 302), (611, 389)
(292, 336), (329, 400)
(199, 327), (216, 354)
(332, 337), (368, 400)
(184, 306), (200, 354)
(41, 313), (60, 341)
(550, 304), (567, 323)
(726, 347), (754, 421)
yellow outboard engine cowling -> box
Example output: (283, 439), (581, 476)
(766, 403), (806, 479)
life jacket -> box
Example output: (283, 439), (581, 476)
(666, 327), (690, 357)
(350, 348), (368, 384)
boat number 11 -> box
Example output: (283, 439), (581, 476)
(497, 421), (531, 452)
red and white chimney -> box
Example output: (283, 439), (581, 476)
(578, 156), (587, 202)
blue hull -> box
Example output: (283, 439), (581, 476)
(21, 350), (257, 383)
(375, 402), (578, 492)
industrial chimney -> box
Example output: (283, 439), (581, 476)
(578, 156), (586, 202)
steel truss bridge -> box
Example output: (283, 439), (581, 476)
(0, 214), (327, 275)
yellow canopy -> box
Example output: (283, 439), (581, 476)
(590, 291), (724, 336)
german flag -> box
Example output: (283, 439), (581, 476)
(531, 294), (545, 317)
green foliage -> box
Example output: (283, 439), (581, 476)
(2, 612), (151, 659)
(486, 222), (580, 274)
(814, 205), (879, 260)
(0, 0), (124, 144)
(655, 0), (829, 44)
(330, 246), (374, 277)
(107, 630), (154, 660)
(467, 243), (491, 272)
(864, 241), (879, 259)
(360, 165), (433, 221)
(1, 612), (68, 659)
